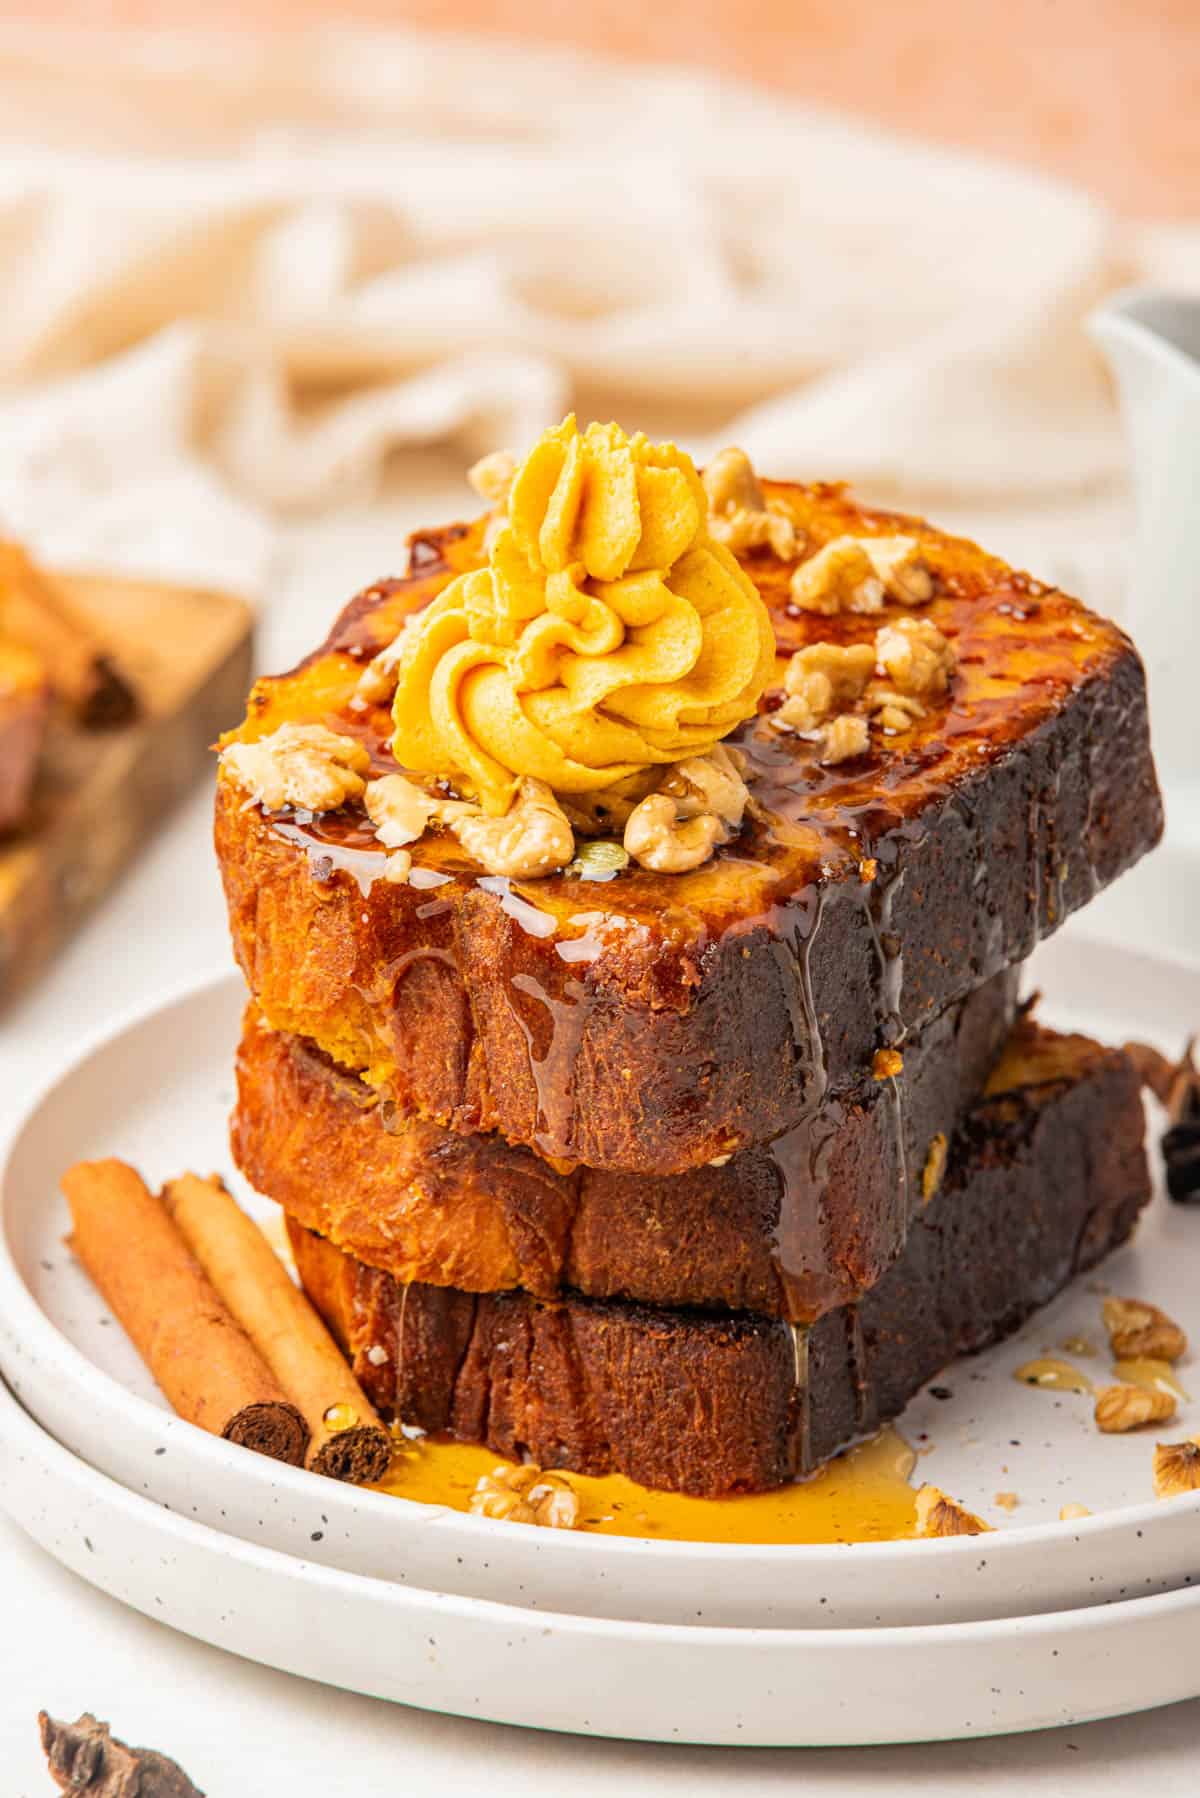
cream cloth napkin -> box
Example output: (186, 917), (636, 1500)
(0, 23), (1196, 600)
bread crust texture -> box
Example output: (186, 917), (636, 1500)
(232, 970), (1017, 1321)
(290, 1025), (1151, 1496)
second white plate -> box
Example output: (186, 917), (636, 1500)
(4, 1378), (1200, 1748)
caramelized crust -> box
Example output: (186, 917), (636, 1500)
(292, 1025), (1151, 1496)
(216, 485), (1162, 1172)
(233, 972), (1017, 1322)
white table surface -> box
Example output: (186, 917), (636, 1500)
(3, 458), (1199, 1793)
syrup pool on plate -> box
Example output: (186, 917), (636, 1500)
(370, 1427), (920, 1545)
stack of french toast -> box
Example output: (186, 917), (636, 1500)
(216, 420), (1163, 1498)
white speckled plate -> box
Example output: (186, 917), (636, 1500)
(1, 938), (1199, 1635)
(3, 1377), (1200, 1747)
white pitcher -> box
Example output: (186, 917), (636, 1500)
(1088, 289), (1200, 808)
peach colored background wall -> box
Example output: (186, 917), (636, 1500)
(8, 0), (1199, 214)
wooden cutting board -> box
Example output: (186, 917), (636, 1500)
(0, 570), (254, 1007)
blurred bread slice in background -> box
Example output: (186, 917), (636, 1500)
(0, 543), (136, 729)
(0, 637), (48, 834)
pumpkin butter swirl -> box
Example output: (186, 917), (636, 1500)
(388, 416), (776, 816)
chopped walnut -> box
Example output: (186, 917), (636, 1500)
(817, 712), (870, 764)
(913, 1484), (991, 1537)
(873, 1047), (904, 1080)
(383, 849), (412, 884)
(353, 615), (420, 706)
(776, 641), (875, 732)
(1153, 1439), (1200, 1499)
(624, 793), (724, 873)
(1102, 1297), (1188, 1363)
(624, 746), (748, 874)
(660, 744), (750, 830)
(1094, 1382), (1177, 1433)
(865, 536), (935, 605)
(874, 616), (956, 701)
(790, 538), (884, 617)
(865, 687), (928, 735)
(921, 1132), (948, 1204)
(702, 448), (802, 560)
(1059, 1503), (1092, 1521)
(468, 449), (517, 509)
(789, 534), (933, 617)
(559, 769), (659, 837)
(220, 723), (370, 814)
(468, 1462), (581, 1529)
(364, 772), (436, 848)
(451, 778), (574, 878)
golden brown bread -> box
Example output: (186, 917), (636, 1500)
(290, 1021), (1152, 1495)
(216, 483), (1162, 1172)
(0, 540), (135, 727)
(0, 639), (48, 832)
(232, 971), (1018, 1321)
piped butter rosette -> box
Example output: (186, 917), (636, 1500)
(390, 417), (776, 814)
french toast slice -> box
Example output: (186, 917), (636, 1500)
(216, 484), (1161, 1173)
(233, 970), (1018, 1322)
(0, 638), (48, 832)
(291, 1020), (1151, 1496)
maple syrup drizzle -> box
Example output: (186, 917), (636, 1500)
(1014, 1357), (1095, 1394)
(369, 1426), (920, 1545)
(787, 1319), (812, 1475)
(1112, 1358), (1191, 1402)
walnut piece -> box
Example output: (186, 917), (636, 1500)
(1094, 1382), (1177, 1433)
(1153, 1439), (1200, 1499)
(702, 448), (802, 560)
(353, 615), (419, 706)
(913, 1484), (991, 1537)
(864, 535), (935, 605)
(659, 743), (750, 830)
(220, 723), (369, 814)
(817, 711), (870, 764)
(865, 687), (928, 734)
(873, 1048), (904, 1080)
(468, 1462), (581, 1529)
(790, 538), (884, 616)
(624, 746), (749, 873)
(383, 849), (412, 884)
(624, 794), (724, 873)
(451, 778), (574, 878)
(874, 616), (957, 701)
(468, 449), (517, 508)
(776, 641), (875, 732)
(1102, 1297), (1188, 1363)
(789, 534), (932, 616)
(559, 769), (658, 837)
(364, 772), (436, 848)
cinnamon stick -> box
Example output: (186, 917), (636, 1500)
(0, 540), (136, 726)
(62, 1160), (308, 1465)
(163, 1173), (392, 1484)
(39, 1712), (204, 1797)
